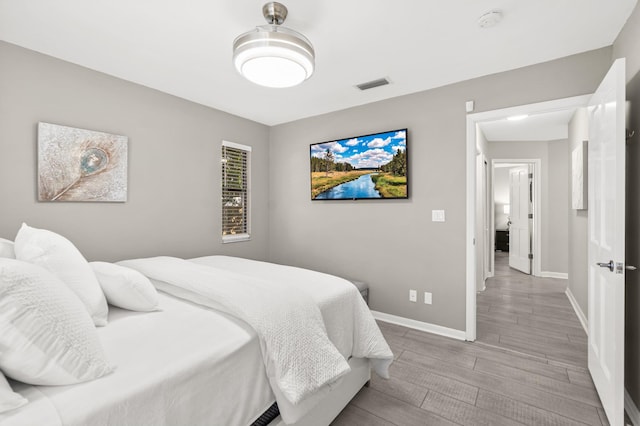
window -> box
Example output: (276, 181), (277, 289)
(221, 141), (251, 243)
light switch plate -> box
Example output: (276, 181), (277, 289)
(432, 210), (445, 222)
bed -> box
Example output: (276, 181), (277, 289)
(0, 251), (393, 426)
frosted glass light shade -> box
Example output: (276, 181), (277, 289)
(233, 25), (314, 88)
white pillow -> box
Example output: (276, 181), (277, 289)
(0, 371), (27, 414)
(14, 223), (108, 326)
(0, 259), (114, 385)
(90, 262), (160, 312)
(0, 239), (14, 259)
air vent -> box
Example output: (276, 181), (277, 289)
(356, 78), (390, 91)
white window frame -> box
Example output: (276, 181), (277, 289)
(221, 140), (251, 243)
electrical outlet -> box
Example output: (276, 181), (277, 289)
(409, 289), (417, 302)
(424, 292), (432, 305)
(432, 210), (445, 222)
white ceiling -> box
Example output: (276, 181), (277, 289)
(0, 0), (636, 126)
(478, 109), (577, 142)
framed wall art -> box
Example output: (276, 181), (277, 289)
(571, 140), (587, 210)
(38, 122), (128, 202)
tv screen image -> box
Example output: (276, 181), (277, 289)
(310, 128), (408, 200)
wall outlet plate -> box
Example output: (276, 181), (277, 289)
(409, 289), (417, 302)
(424, 292), (432, 305)
(432, 210), (445, 222)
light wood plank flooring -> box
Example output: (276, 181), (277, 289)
(477, 253), (588, 367)
(332, 253), (608, 426)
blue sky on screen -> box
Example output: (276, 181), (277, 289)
(310, 129), (406, 169)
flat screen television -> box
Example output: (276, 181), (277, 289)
(310, 128), (408, 200)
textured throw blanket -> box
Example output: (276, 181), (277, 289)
(119, 256), (392, 408)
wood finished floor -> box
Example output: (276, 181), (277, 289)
(331, 253), (608, 426)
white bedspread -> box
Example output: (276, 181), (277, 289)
(2, 293), (275, 426)
(3, 256), (392, 426)
(120, 256), (392, 417)
(189, 256), (393, 376)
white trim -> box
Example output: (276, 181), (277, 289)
(565, 287), (588, 334)
(540, 271), (569, 279)
(371, 310), (467, 341)
(466, 94), (591, 343)
(222, 233), (251, 243)
(625, 388), (640, 426)
(222, 140), (252, 151)
(466, 118), (477, 341)
(490, 159), (542, 277)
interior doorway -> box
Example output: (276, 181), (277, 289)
(490, 160), (541, 278)
(465, 94), (590, 341)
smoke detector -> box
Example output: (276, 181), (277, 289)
(478, 11), (503, 28)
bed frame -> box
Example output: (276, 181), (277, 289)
(271, 357), (370, 426)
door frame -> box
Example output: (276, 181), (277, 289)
(484, 155), (492, 284)
(476, 152), (491, 292)
(465, 94), (591, 341)
(491, 159), (542, 278)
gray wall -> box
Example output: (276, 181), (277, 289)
(567, 108), (589, 316)
(614, 0), (640, 411)
(0, 41), (271, 262)
(488, 140), (569, 275)
(547, 139), (570, 274)
(268, 48), (611, 331)
(613, 1), (640, 82)
(624, 68), (640, 417)
(609, 1), (640, 410)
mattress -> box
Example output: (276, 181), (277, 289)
(1, 293), (275, 426)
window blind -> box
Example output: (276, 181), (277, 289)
(221, 142), (250, 242)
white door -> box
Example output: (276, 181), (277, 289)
(587, 58), (626, 426)
(509, 166), (531, 274)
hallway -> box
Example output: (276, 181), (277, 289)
(332, 252), (609, 425)
(477, 253), (588, 367)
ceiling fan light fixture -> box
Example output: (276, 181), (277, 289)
(233, 3), (315, 88)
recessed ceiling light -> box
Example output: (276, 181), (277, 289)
(478, 10), (503, 28)
(507, 114), (529, 121)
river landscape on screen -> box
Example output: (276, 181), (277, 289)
(310, 129), (408, 200)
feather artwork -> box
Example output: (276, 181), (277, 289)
(37, 123), (128, 202)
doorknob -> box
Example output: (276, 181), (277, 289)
(597, 260), (614, 272)
(597, 261), (638, 273)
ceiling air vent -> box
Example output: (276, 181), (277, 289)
(356, 78), (390, 91)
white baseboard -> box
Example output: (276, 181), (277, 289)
(565, 288), (588, 335)
(626, 388), (640, 426)
(371, 310), (466, 341)
(563, 291), (639, 426)
(540, 271), (569, 279)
